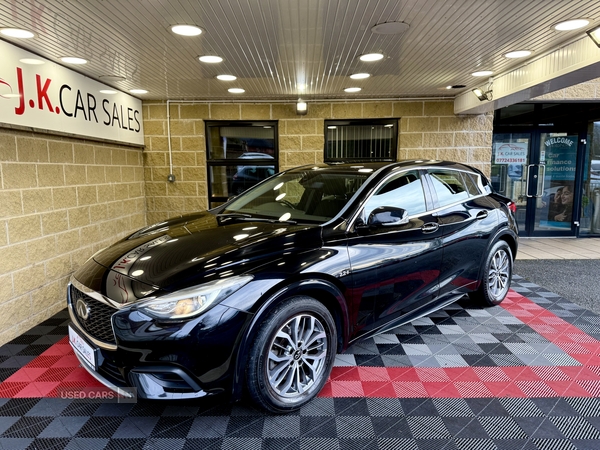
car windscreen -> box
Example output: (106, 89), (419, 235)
(222, 169), (370, 223)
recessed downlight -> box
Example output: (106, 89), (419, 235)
(216, 74), (237, 81)
(344, 87), (362, 93)
(472, 70), (493, 77)
(0, 28), (35, 38)
(350, 73), (370, 79)
(359, 53), (384, 62)
(100, 90), (117, 94)
(130, 89), (148, 94)
(296, 83), (307, 90)
(61, 57), (87, 65)
(228, 88), (245, 94)
(170, 24), (202, 36)
(199, 55), (223, 63)
(19, 58), (44, 65)
(554, 19), (589, 31)
(504, 50), (532, 58)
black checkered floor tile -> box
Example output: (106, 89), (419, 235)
(0, 275), (598, 449)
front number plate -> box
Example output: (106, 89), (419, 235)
(68, 325), (97, 371)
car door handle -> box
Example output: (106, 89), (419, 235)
(476, 211), (489, 220)
(421, 223), (439, 233)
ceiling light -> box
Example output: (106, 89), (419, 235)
(100, 90), (117, 94)
(296, 100), (307, 115)
(19, 58), (44, 65)
(384, 124), (394, 128)
(296, 83), (307, 90)
(554, 19), (589, 31)
(446, 86), (453, 89)
(587, 25), (600, 47)
(327, 126), (337, 129)
(350, 73), (370, 79)
(61, 57), (87, 65)
(472, 70), (493, 77)
(130, 89), (148, 94)
(228, 88), (245, 93)
(359, 53), (384, 62)
(170, 24), (202, 36)
(344, 87), (361, 93)
(0, 28), (35, 38)
(371, 22), (409, 35)
(199, 55), (223, 63)
(216, 74), (236, 81)
(99, 74), (126, 82)
(504, 50), (532, 58)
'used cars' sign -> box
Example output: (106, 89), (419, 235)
(0, 39), (143, 146)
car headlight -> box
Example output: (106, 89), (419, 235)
(139, 275), (253, 319)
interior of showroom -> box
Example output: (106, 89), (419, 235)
(1, 0), (600, 348)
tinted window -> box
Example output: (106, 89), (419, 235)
(362, 170), (426, 220)
(428, 169), (470, 207)
(462, 171), (483, 196)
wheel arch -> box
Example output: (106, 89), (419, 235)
(472, 228), (517, 293)
(230, 276), (349, 401)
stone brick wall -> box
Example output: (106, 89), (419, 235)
(142, 100), (493, 224)
(0, 128), (145, 344)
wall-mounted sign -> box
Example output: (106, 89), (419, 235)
(0, 39), (144, 146)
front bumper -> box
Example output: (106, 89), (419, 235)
(67, 280), (252, 400)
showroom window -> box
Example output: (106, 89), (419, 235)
(206, 121), (278, 207)
(325, 119), (398, 162)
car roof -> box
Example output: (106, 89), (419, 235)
(286, 160), (478, 175)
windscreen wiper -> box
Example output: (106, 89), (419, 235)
(216, 213), (297, 225)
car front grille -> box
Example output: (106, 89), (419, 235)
(70, 284), (117, 345)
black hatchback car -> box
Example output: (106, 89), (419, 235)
(67, 160), (518, 413)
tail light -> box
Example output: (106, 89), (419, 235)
(507, 201), (517, 215)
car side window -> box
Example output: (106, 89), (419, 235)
(362, 170), (427, 221)
(428, 169), (470, 207)
(461, 171), (483, 196)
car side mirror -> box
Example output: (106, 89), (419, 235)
(367, 206), (409, 228)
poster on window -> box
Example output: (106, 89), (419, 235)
(540, 135), (578, 229)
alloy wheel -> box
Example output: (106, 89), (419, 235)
(266, 314), (328, 398)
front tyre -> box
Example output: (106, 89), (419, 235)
(246, 296), (337, 413)
(469, 240), (513, 306)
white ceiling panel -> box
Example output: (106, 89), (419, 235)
(0, 0), (599, 101)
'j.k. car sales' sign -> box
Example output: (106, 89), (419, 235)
(0, 39), (144, 146)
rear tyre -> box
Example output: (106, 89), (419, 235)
(246, 296), (336, 413)
(469, 240), (513, 306)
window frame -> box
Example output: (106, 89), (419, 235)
(324, 119), (398, 163)
(205, 120), (279, 206)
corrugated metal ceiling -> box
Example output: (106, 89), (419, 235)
(0, 0), (599, 101)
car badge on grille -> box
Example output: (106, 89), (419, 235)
(76, 298), (91, 321)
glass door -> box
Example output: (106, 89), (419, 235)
(492, 130), (582, 236)
(533, 133), (579, 235)
(491, 133), (530, 233)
